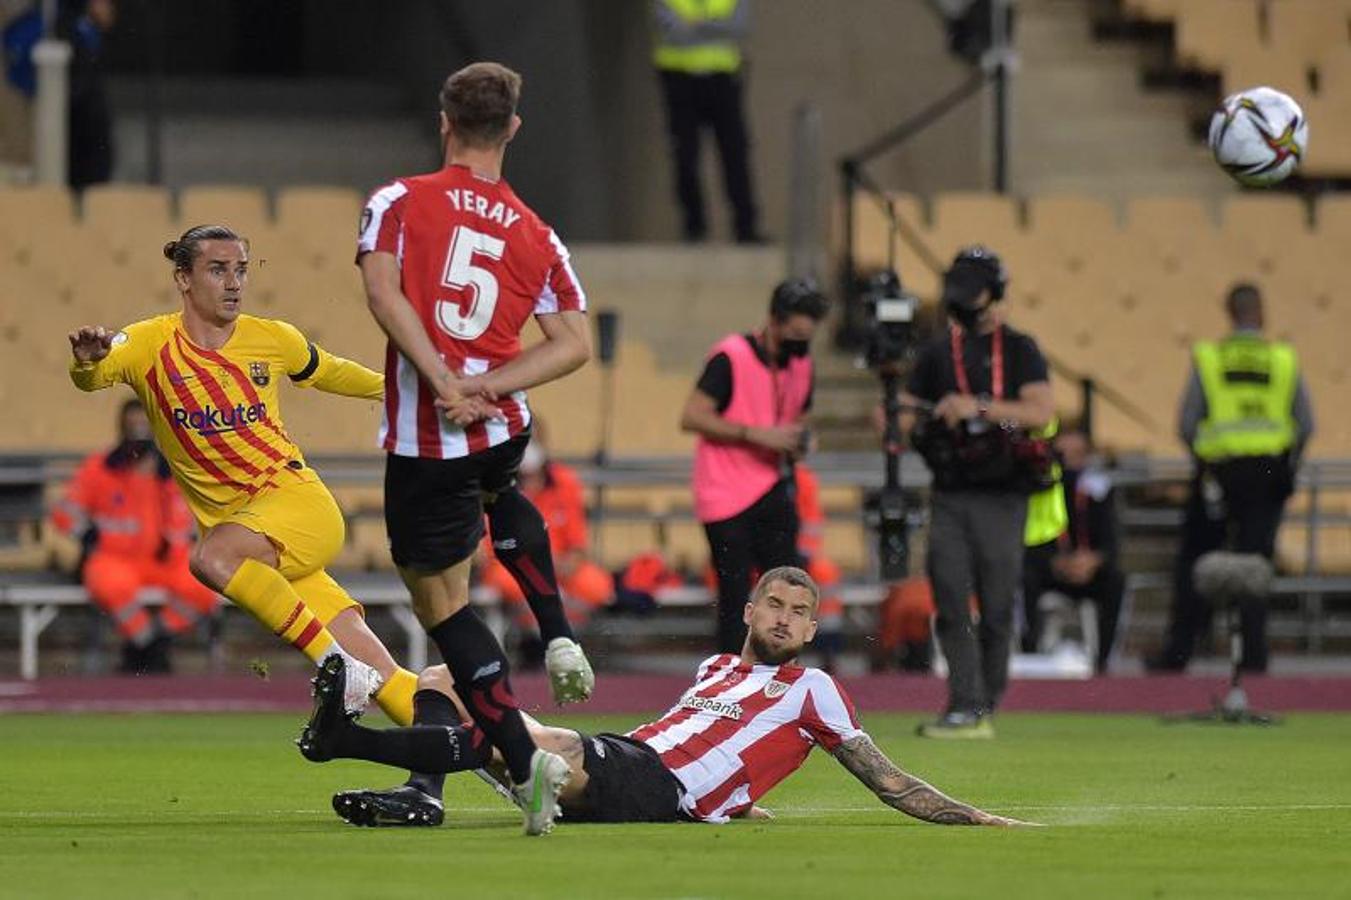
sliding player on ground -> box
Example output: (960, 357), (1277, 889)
(302, 567), (1033, 828)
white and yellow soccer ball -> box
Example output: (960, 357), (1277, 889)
(1208, 86), (1309, 187)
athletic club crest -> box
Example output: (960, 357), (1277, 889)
(249, 362), (270, 386)
(764, 680), (791, 699)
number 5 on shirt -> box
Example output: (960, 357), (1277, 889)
(437, 225), (506, 341)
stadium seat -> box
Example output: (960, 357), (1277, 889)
(1266, 0), (1351, 68)
(928, 192), (1023, 262)
(275, 187), (364, 276)
(81, 185), (176, 271)
(1173, 0), (1262, 72)
(1024, 195), (1122, 302)
(1276, 523), (1351, 575)
(178, 185), (272, 238)
(0, 186), (79, 273)
(1220, 49), (1313, 98)
(1220, 195), (1312, 277)
(1123, 197), (1223, 281)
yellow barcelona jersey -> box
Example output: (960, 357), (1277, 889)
(71, 312), (382, 528)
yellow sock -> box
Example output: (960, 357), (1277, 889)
(224, 558), (336, 663)
(374, 667), (418, 725)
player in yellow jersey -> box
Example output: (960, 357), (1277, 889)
(68, 224), (427, 722)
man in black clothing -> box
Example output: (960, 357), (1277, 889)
(680, 278), (827, 652)
(652, 0), (759, 242)
(1020, 428), (1124, 675)
(899, 247), (1054, 739)
(61, 0), (115, 190)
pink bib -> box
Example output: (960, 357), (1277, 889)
(693, 334), (813, 522)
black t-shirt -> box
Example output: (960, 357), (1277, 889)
(695, 333), (815, 414)
(906, 325), (1048, 403)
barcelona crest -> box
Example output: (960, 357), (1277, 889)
(249, 362), (270, 387)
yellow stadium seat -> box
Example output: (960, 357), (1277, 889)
(0, 186), (79, 272)
(1174, 0), (1262, 71)
(1220, 48), (1313, 98)
(928, 192), (1022, 261)
(81, 185), (176, 269)
(1267, 0), (1351, 67)
(1026, 194), (1120, 280)
(178, 185), (271, 238)
(0, 185), (75, 240)
(1314, 194), (1351, 248)
(1220, 195), (1311, 277)
(1123, 197), (1223, 280)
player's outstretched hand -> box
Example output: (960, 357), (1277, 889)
(69, 326), (115, 364)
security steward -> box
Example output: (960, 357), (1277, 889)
(899, 247), (1056, 739)
(1151, 283), (1314, 673)
(652, 0), (759, 243)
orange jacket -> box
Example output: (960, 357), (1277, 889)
(483, 460), (590, 560)
(795, 463), (824, 560)
(52, 450), (196, 559)
(524, 461), (590, 557)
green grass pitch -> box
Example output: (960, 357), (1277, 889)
(3, 711), (1349, 899)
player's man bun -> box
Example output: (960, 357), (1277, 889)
(164, 225), (247, 272)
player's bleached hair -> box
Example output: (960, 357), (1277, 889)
(753, 566), (820, 612)
(163, 224), (248, 272)
(440, 61), (522, 148)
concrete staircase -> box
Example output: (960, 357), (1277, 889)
(1011, 0), (1233, 202)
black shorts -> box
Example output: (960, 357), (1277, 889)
(384, 433), (530, 571)
(559, 733), (684, 824)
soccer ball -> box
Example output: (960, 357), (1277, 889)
(1207, 86), (1309, 187)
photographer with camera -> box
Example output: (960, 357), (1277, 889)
(896, 247), (1055, 739)
(680, 279), (829, 651)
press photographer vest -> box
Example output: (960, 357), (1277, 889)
(1192, 336), (1297, 461)
(693, 333), (813, 523)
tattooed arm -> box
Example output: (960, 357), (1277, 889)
(832, 734), (1032, 826)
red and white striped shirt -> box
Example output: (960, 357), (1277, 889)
(356, 164), (587, 459)
(629, 653), (866, 823)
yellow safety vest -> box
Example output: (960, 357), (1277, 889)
(653, 0), (743, 74)
(1024, 419), (1068, 547)
(1192, 336), (1297, 461)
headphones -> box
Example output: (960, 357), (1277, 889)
(948, 246), (1008, 302)
(769, 277), (828, 322)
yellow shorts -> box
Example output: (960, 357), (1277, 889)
(223, 476), (361, 624)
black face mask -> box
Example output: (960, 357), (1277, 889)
(107, 439), (157, 469)
(945, 300), (986, 331)
(777, 339), (811, 364)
